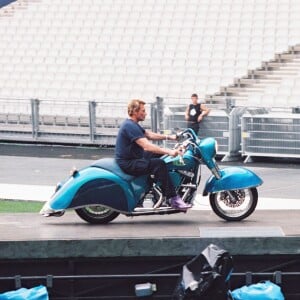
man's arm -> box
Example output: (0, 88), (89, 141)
(197, 104), (210, 122)
(135, 137), (179, 157)
(145, 130), (177, 141)
(185, 105), (189, 120)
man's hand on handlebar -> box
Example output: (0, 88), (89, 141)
(167, 149), (178, 157)
(167, 134), (178, 141)
(167, 144), (185, 157)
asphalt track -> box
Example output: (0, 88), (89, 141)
(0, 144), (300, 235)
(1, 143), (300, 202)
(0, 143), (299, 260)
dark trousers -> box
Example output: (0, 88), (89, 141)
(117, 155), (176, 199)
(187, 121), (199, 135)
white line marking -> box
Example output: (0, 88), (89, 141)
(0, 184), (299, 210)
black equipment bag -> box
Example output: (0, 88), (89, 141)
(173, 244), (233, 300)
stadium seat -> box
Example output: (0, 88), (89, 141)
(0, 0), (299, 109)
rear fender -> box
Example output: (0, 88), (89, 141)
(48, 167), (135, 212)
(203, 167), (263, 195)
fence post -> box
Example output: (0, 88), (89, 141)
(226, 97), (235, 112)
(150, 102), (157, 132)
(156, 96), (164, 132)
(31, 99), (40, 139)
(89, 101), (97, 143)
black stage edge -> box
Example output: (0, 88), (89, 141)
(0, 238), (299, 299)
(0, 239), (300, 299)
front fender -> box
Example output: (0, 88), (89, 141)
(203, 167), (263, 195)
(48, 167), (135, 211)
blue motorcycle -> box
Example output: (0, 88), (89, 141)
(40, 129), (263, 224)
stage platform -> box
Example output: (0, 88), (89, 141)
(0, 209), (299, 259)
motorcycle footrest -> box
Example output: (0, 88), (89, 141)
(42, 211), (65, 217)
(134, 206), (172, 212)
(181, 184), (197, 189)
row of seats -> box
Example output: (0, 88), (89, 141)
(248, 94), (299, 107)
(0, 0), (300, 106)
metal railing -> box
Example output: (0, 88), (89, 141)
(162, 102), (245, 160)
(0, 271), (298, 299)
(0, 98), (152, 146)
(241, 108), (300, 162)
(1, 97), (300, 162)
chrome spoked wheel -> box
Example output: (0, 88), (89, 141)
(209, 187), (258, 221)
(75, 205), (120, 224)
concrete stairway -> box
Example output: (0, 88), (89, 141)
(206, 44), (300, 108)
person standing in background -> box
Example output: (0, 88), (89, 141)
(185, 93), (210, 135)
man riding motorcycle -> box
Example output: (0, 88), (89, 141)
(115, 99), (192, 211)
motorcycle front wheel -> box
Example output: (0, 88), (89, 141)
(209, 187), (258, 221)
(75, 205), (120, 224)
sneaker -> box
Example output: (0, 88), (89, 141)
(169, 195), (192, 211)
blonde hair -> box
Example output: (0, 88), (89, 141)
(127, 99), (146, 116)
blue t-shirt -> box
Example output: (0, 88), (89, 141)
(115, 118), (145, 161)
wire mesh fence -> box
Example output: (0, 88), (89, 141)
(241, 110), (300, 162)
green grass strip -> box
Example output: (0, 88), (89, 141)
(0, 200), (44, 213)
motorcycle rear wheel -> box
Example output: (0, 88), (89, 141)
(209, 187), (258, 221)
(75, 205), (120, 224)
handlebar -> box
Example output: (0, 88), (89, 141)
(173, 128), (199, 154)
(176, 128), (198, 142)
(161, 128), (200, 161)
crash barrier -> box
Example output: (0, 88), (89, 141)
(162, 103), (246, 161)
(163, 101), (300, 162)
(1, 97), (300, 162)
(0, 98), (152, 146)
(0, 271), (298, 299)
(241, 108), (300, 162)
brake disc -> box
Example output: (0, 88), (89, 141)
(220, 190), (246, 208)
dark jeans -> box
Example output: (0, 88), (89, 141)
(117, 154), (176, 199)
(187, 121), (199, 135)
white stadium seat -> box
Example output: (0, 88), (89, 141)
(0, 0), (299, 107)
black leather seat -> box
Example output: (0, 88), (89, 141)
(91, 158), (135, 182)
